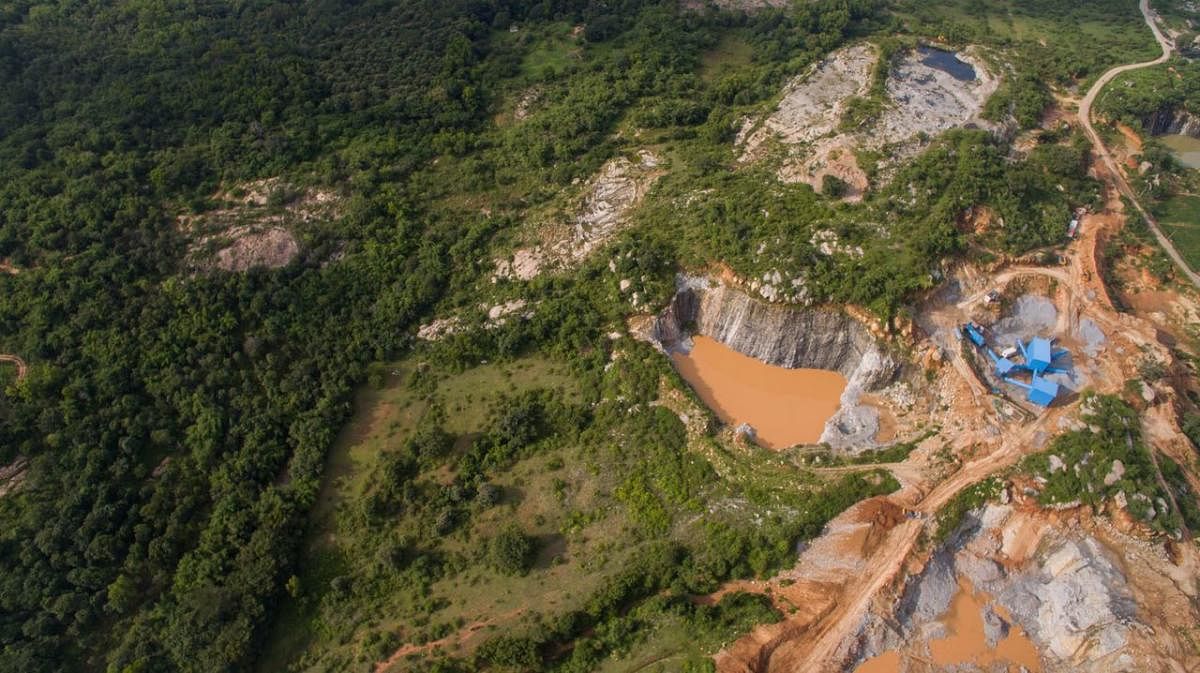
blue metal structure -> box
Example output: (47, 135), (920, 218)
(961, 324), (1071, 408)
(962, 322), (986, 348)
(1028, 337), (1052, 373)
(1004, 375), (1059, 407)
(1024, 336), (1069, 375)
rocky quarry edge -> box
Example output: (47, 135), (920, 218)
(644, 276), (905, 450)
(1143, 106), (1200, 138)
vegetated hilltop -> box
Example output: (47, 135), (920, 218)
(0, 1), (1194, 673)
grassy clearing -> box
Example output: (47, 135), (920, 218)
(699, 34), (753, 82)
(503, 22), (585, 80)
(307, 357), (577, 527)
(1153, 193), (1200, 271)
(258, 355), (582, 672)
(259, 335), (899, 673)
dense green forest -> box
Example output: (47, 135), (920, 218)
(0, 0), (1126, 671)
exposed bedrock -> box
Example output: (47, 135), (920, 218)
(649, 278), (903, 449)
(849, 505), (1147, 673)
(1144, 107), (1200, 137)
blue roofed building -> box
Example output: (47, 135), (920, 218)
(1028, 337), (1053, 374)
(1027, 376), (1058, 407)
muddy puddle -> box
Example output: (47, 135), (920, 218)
(1159, 133), (1200, 169)
(671, 336), (846, 449)
(856, 578), (1041, 673)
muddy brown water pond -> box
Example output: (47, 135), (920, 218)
(855, 578), (1041, 673)
(670, 336), (846, 449)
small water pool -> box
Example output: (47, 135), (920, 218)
(918, 46), (977, 82)
(1159, 133), (1200, 169)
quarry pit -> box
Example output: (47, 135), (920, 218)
(641, 276), (921, 452)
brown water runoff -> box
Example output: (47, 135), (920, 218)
(670, 336), (847, 449)
(855, 578), (1042, 673)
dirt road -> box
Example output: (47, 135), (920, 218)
(0, 354), (27, 382)
(1078, 0), (1200, 288)
(810, 461), (926, 493)
(956, 266), (1070, 309)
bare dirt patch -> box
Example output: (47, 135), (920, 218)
(514, 86), (542, 121)
(209, 226), (300, 273)
(739, 44), (876, 160)
(178, 178), (342, 273)
(495, 151), (662, 281)
(375, 609), (524, 673)
(780, 138), (870, 201)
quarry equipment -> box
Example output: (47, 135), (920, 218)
(961, 325), (1070, 407)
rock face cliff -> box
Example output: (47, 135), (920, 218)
(649, 278), (901, 450)
(654, 279), (896, 388)
(1144, 107), (1200, 137)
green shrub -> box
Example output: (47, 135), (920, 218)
(489, 524), (536, 576)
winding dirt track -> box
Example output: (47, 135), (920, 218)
(1078, 0), (1200, 288)
(810, 461), (927, 493)
(0, 354), (26, 381)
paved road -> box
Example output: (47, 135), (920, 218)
(1079, 0), (1200, 288)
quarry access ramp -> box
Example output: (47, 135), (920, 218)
(1079, 0), (1200, 289)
